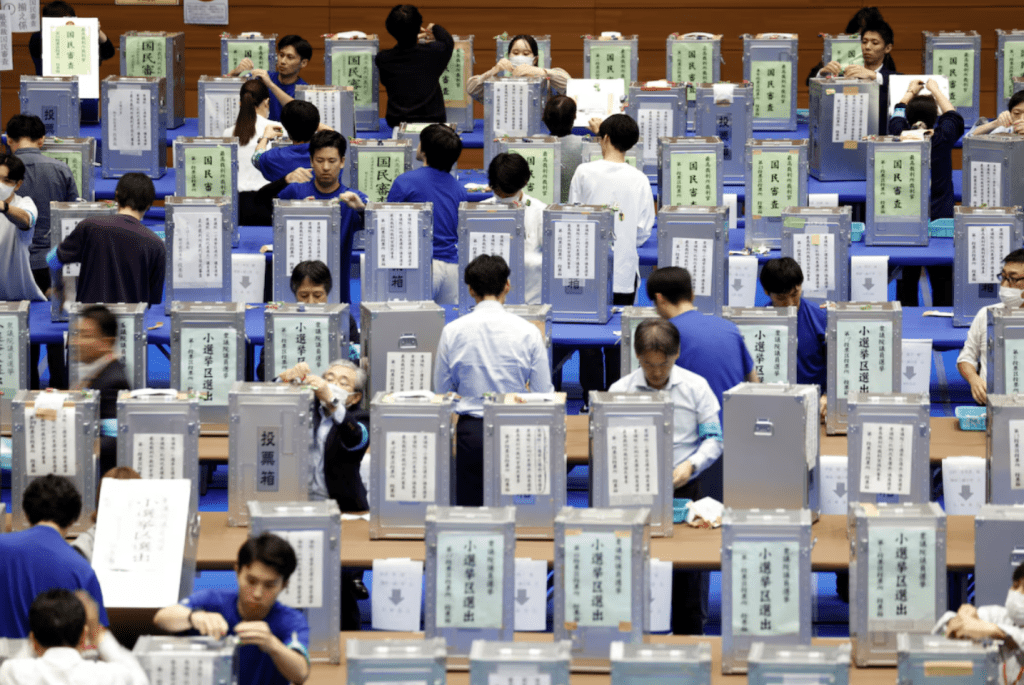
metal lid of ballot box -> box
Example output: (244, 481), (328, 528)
(271, 199), (344, 304)
(197, 76), (247, 137)
(656, 136), (724, 209)
(864, 135), (931, 246)
(457, 201), (527, 315)
(11, 389), (99, 536)
(69, 303), (147, 390)
(747, 641), (851, 685)
(350, 139), (413, 204)
(848, 501), (946, 667)
(655, 205), (728, 315)
(821, 33), (865, 70)
(363, 201), (433, 302)
(694, 82), (752, 183)
(897, 633), (1000, 685)
(483, 77), (545, 167)
(133, 636), (239, 684)
(42, 137), (96, 202)
(742, 34), (799, 131)
(987, 305), (1024, 395)
(174, 137), (240, 241)
(808, 77), (879, 180)
(953, 206), (1023, 327)
(580, 135), (645, 173)
(974, 503), (1024, 606)
(986, 396), (1024, 505)
(541, 204), (615, 324)
(471, 639), (573, 664)
(220, 33), (278, 75)
(923, 31), (982, 126)
(744, 139), (809, 251)
(582, 35), (639, 88)
(495, 34), (552, 70)
(666, 34), (723, 132)
(442, 36), (474, 133)
(619, 306), (660, 378)
(121, 32), (186, 129)
(323, 35), (380, 132)
(780, 206), (853, 305)
(997, 31), (1024, 103)
(100, 76), (167, 180)
(48, 201), (117, 323)
(295, 85), (356, 144)
(610, 641), (712, 683)
(263, 303), (348, 381)
(19, 76), (80, 138)
(346, 638), (447, 683)
(0, 302), (30, 433)
(721, 308), (799, 384)
(360, 301), (445, 402)
(495, 135), (562, 205)
(165, 197), (234, 303)
(962, 133), (1024, 211)
(625, 82), (688, 179)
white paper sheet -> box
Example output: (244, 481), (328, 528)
(860, 422), (913, 495)
(968, 161), (1002, 208)
(41, 17), (98, 98)
(231, 253), (266, 303)
(385, 352), (431, 393)
(1010, 420), (1024, 491)
(174, 212), (222, 289)
(671, 238), (712, 297)
(818, 455), (848, 515)
(274, 530), (324, 608)
(942, 456), (986, 515)
(731, 540), (800, 636)
(106, 88), (151, 151)
(24, 405), (76, 476)
(376, 210), (420, 269)
(792, 233), (835, 299)
(285, 219), (329, 274)
(492, 81), (530, 133)
(850, 255), (888, 302)
(384, 431), (436, 502)
(728, 255), (758, 307)
(967, 225), (1011, 285)
(553, 221), (595, 281)
(468, 231), (512, 264)
(648, 558), (672, 633)
(132, 434), (184, 480)
(514, 558), (547, 631)
(499, 425), (550, 496)
(566, 78), (626, 127)
(901, 339), (932, 396)
(867, 527), (936, 621)
(434, 532), (504, 628)
(832, 92), (869, 143)
(371, 558), (423, 631)
(607, 421), (659, 504)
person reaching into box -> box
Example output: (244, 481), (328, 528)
(969, 90), (1024, 136)
(227, 35), (312, 123)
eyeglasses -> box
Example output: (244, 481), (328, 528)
(1000, 271), (1024, 287)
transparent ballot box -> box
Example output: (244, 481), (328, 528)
(220, 33), (277, 75)
(197, 76), (247, 137)
(295, 85), (355, 143)
(271, 199), (344, 304)
(744, 139), (808, 251)
(165, 197), (234, 303)
(923, 31), (981, 126)
(483, 77), (545, 168)
(780, 206), (853, 304)
(263, 303), (348, 381)
(897, 633), (999, 685)
(952, 206), (1023, 327)
(457, 201), (526, 315)
(442, 36), (474, 132)
(360, 301), (445, 398)
(363, 202), (433, 302)
(625, 82), (688, 178)
(100, 76), (167, 179)
(470, 640), (572, 685)
(173, 137), (240, 239)
(666, 32), (722, 131)
(743, 33), (799, 131)
(720, 309), (798, 384)
(133, 636), (239, 685)
(0, 302), (29, 432)
(974, 504), (1024, 606)
(987, 395), (1024, 505)
(986, 305), (1024, 394)
(609, 641), (712, 684)
(541, 204), (615, 324)
(41, 137), (96, 201)
(619, 306), (660, 377)
(694, 82), (752, 183)
(324, 34), (380, 132)
(121, 31), (186, 129)
(747, 642), (851, 685)
(656, 137), (723, 209)
(49, 201), (117, 323)
(847, 393), (931, 508)
(656, 206), (728, 315)
(69, 303), (147, 391)
(494, 135), (561, 205)
(349, 139), (413, 203)
(864, 136), (931, 246)
(808, 76), (878, 180)
(346, 638), (446, 685)
(19, 76), (79, 137)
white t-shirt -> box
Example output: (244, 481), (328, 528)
(0, 194), (44, 301)
(958, 303), (1004, 383)
(480, 192), (546, 304)
(224, 114), (276, 192)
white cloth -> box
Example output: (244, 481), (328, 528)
(568, 159), (655, 294)
(431, 259), (459, 305)
(0, 194), (43, 301)
(933, 605), (1024, 685)
(224, 114), (276, 192)
(957, 303), (1003, 384)
(480, 192), (546, 304)
(0, 633), (148, 685)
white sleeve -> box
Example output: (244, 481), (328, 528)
(635, 176), (655, 246)
(957, 307), (987, 370)
(12, 194), (37, 228)
(96, 631), (149, 685)
(567, 167), (583, 205)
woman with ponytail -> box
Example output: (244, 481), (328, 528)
(224, 79), (280, 225)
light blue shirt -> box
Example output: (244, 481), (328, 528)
(434, 300), (553, 416)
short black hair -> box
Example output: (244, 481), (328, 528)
(634, 318), (680, 357)
(506, 34), (539, 60)
(861, 19), (894, 47)
(114, 173), (155, 212)
(543, 95), (577, 137)
(277, 34), (312, 62)
(385, 4), (422, 44)
(597, 113), (639, 153)
(238, 532), (298, 583)
(759, 257), (804, 295)
(290, 260), (333, 295)
(646, 266), (693, 305)
(308, 130), (347, 160)
(30, 590), (85, 649)
(845, 6), (884, 35)
(464, 254), (510, 298)
(0, 153), (26, 182)
(1007, 91), (1024, 113)
(81, 304), (117, 340)
(420, 123), (462, 172)
(280, 100), (320, 143)
(7, 114), (46, 142)
(1005, 249), (1024, 265)
(23, 474), (82, 529)
(905, 94), (938, 129)
(41, 0), (75, 17)
(487, 152), (530, 195)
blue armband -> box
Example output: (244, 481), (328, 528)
(100, 419), (118, 438)
(697, 421), (723, 442)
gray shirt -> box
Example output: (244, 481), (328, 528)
(16, 147), (78, 270)
(557, 134), (583, 204)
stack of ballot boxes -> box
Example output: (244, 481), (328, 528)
(625, 82), (688, 179)
(482, 393), (567, 539)
(494, 136), (561, 205)
(346, 639), (446, 684)
(542, 204), (615, 324)
(962, 133), (1024, 209)
(583, 34), (639, 91)
(323, 34), (379, 131)
(133, 636), (239, 684)
(69, 303), (147, 390)
(221, 33), (277, 74)
(745, 139), (808, 250)
(165, 197), (234, 302)
(998, 30), (1024, 105)
(619, 306), (660, 377)
(553, 507), (650, 671)
(722, 308), (799, 384)
(368, 392), (454, 539)
(808, 76), (878, 179)
(987, 305), (1024, 394)
(42, 137), (96, 201)
(609, 642), (711, 684)
(49, 201), (117, 323)
(424, 506), (516, 663)
(581, 136), (644, 171)
(656, 205), (728, 314)
(19, 76), (79, 137)
(987, 396), (1024, 504)
(780, 206), (853, 304)
(721, 508), (813, 674)
(360, 301), (444, 399)
(953, 207), (1023, 326)
(197, 76), (247, 136)
(470, 641), (572, 685)
(821, 33), (865, 71)
(666, 33), (722, 131)
(397, 122), (458, 176)
(496, 34), (552, 70)
(441, 36), (474, 132)
(121, 31), (186, 129)
(974, 504), (1024, 606)
(747, 643), (851, 685)
(923, 31), (981, 125)
(825, 302), (902, 434)
(864, 136), (931, 246)
(0, 302), (29, 431)
(248, 501), (342, 663)
(263, 304), (348, 381)
(11, 390), (99, 535)
(272, 199), (345, 303)
(722, 384), (819, 510)
(849, 502), (946, 666)
(694, 83), (752, 183)
(456, 201), (526, 314)
(483, 77), (545, 168)
(295, 85), (356, 143)
(349, 139), (413, 204)
(100, 76), (166, 179)
(589, 391), (674, 537)
(656, 137), (723, 209)
(363, 202), (433, 301)
(174, 137), (240, 238)
(897, 634), (999, 685)
(743, 33), (799, 131)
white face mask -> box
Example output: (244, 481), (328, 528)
(509, 54), (534, 67)
(0, 182), (16, 201)
(327, 384), (350, 407)
(1006, 589), (1024, 625)
(1000, 285), (1024, 308)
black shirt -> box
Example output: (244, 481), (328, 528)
(375, 25), (454, 127)
(888, 110), (965, 220)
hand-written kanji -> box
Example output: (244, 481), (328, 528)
(638, 108), (673, 165)
(184, 147), (231, 198)
(25, 405), (77, 476)
(180, 327), (237, 404)
(509, 146), (554, 204)
(671, 237), (713, 296)
(440, 47), (466, 103)
(273, 530), (324, 608)
(874, 150), (920, 218)
(331, 50), (372, 106)
(590, 44), (632, 91)
(359, 150), (404, 203)
(553, 221), (595, 281)
(751, 151), (798, 218)
(492, 81), (530, 134)
(671, 41), (713, 94)
(832, 92), (869, 143)
(1003, 42), (1024, 99)
(376, 209), (419, 269)
(969, 161), (1001, 208)
(499, 425), (550, 496)
(384, 431), (436, 502)
(860, 422), (913, 495)
(0, 316), (20, 402)
(435, 532), (504, 628)
(255, 426), (279, 492)
(836, 320), (893, 396)
(273, 316), (330, 374)
(385, 352), (431, 393)
(670, 152), (716, 207)
(1009, 420), (1024, 490)
(125, 36), (166, 78)
(934, 49), (974, 108)
(967, 225), (1010, 284)
(227, 41), (269, 74)
(732, 541), (800, 636)
(738, 324), (788, 383)
(792, 232), (835, 298)
(132, 434), (184, 480)
(285, 219), (329, 274)
(751, 60), (791, 119)
(606, 422), (659, 505)
(868, 527), (935, 622)
(563, 531), (633, 628)
(107, 88), (151, 152)
(173, 211), (222, 289)
(468, 231), (512, 265)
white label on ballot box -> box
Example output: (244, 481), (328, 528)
(468, 231), (512, 264)
(148, 654), (216, 685)
(385, 431), (436, 502)
(0, 316), (20, 397)
(738, 325), (788, 384)
(285, 219), (329, 275)
(304, 90), (342, 132)
(648, 558), (672, 633)
(25, 406), (77, 476)
(729, 255), (758, 307)
(273, 316), (330, 374)
(1011, 420), (1024, 490)
(371, 558), (423, 631)
(385, 352), (431, 393)
(435, 532), (505, 629)
(967, 225), (1010, 284)
(850, 255), (888, 302)
(500, 425), (550, 496)
(792, 232), (834, 298)
(639, 108), (673, 163)
(60, 219), (81, 277)
(114, 318), (138, 383)
(132, 434), (184, 480)
(174, 212), (222, 289)
(514, 558), (548, 631)
(204, 92), (239, 136)
(180, 327), (237, 405)
(969, 161), (1002, 208)
(836, 320), (893, 397)
(107, 88), (151, 152)
(832, 92), (869, 143)
(376, 210), (419, 269)
(606, 419), (658, 504)
(860, 422), (913, 495)
(1006, 339), (1024, 394)
(274, 530), (324, 608)
(492, 81), (530, 133)
(731, 540), (800, 636)
(868, 526), (935, 622)
(563, 531), (632, 628)
(489, 675), (550, 685)
(671, 238), (712, 297)
(553, 221), (595, 281)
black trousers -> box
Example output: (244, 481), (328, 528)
(454, 416), (484, 506)
(30, 268), (67, 390)
(896, 265), (953, 307)
(672, 477), (705, 634)
(579, 290), (636, 400)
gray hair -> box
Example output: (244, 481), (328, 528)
(326, 358), (366, 394)
(634, 318), (681, 357)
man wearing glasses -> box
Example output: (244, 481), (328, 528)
(958, 249), (1024, 405)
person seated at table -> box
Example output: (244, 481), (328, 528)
(543, 95), (585, 204)
(375, 5), (453, 127)
(154, 533), (310, 685)
(227, 35), (312, 122)
(466, 34), (570, 102)
(48, 174), (165, 308)
(225, 80), (281, 226)
(0, 153), (45, 303)
(819, 19), (899, 135)
(970, 90), (1024, 135)
(251, 99), (322, 184)
(804, 7), (896, 85)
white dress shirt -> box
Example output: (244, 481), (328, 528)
(0, 633), (148, 685)
(957, 303), (1002, 383)
(479, 192), (545, 304)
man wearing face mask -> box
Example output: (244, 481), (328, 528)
(957, 249), (1024, 405)
(0, 153), (45, 303)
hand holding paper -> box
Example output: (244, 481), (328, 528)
(191, 610), (230, 639)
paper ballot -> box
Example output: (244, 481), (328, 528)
(514, 558), (547, 631)
(850, 255), (888, 302)
(728, 255), (758, 307)
(648, 558), (672, 633)
(818, 455), (849, 515)
(887, 75), (950, 117)
(942, 456), (986, 515)
(371, 558), (423, 631)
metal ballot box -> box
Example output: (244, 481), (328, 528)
(19, 76), (79, 137)
(69, 303), (147, 390)
(496, 33), (553, 70)
(953, 207), (1022, 326)
(554, 507), (650, 672)
(227, 383), (314, 526)
(542, 204), (615, 324)
(363, 202), (433, 302)
(619, 307), (660, 377)
(745, 140), (809, 250)
(49, 201), (117, 323)
(974, 504), (1024, 606)
(897, 633), (999, 685)
(263, 304), (348, 381)
(657, 137), (724, 209)
(722, 384), (819, 510)
(743, 33), (799, 131)
(169, 302), (247, 427)
(220, 33), (277, 75)
(349, 138), (413, 204)
(962, 133), (1024, 209)
(495, 136), (561, 205)
(42, 137), (96, 202)
(324, 34), (380, 132)
(583, 35), (639, 91)
(121, 32), (186, 129)
(747, 642), (851, 685)
(695, 83), (753, 183)
(441, 35), (474, 132)
(424, 506), (516, 661)
(625, 82), (688, 178)
(667, 33), (722, 132)
(368, 392), (455, 539)
(847, 393), (931, 508)
(100, 76), (167, 179)
(0, 302), (29, 432)
(656, 206), (728, 314)
(808, 77), (878, 180)
(721, 308), (799, 384)
(346, 639), (446, 684)
(457, 201), (526, 315)
(271, 199), (344, 303)
(361, 301), (445, 398)
(849, 502), (946, 667)
(780, 207), (853, 305)
(997, 30), (1024, 105)
(988, 396), (1024, 504)
(506, 305), (553, 363)
(822, 32), (865, 70)
(865, 136), (931, 246)
(248, 500), (342, 663)
(581, 135), (644, 171)
(197, 76), (247, 137)
(589, 392), (674, 537)
(923, 31), (982, 126)
(482, 393), (567, 539)
(609, 641), (711, 684)
(133, 636), (239, 684)
(825, 302), (902, 434)
(174, 137), (240, 239)
(397, 122), (458, 175)
(987, 306), (1024, 394)
(295, 85), (355, 143)
(483, 77), (546, 168)
(11, 390), (99, 534)
(471, 640), (572, 685)
(721, 508), (813, 674)
(165, 197), (233, 303)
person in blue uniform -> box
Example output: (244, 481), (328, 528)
(228, 35), (312, 122)
(252, 100), (322, 184)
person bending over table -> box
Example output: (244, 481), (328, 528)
(227, 35), (312, 123)
(466, 34), (570, 102)
(970, 90), (1024, 136)
(252, 100), (324, 184)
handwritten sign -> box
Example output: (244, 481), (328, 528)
(107, 88), (152, 152)
(860, 422), (913, 495)
(274, 530), (324, 608)
(184, 148), (231, 198)
(670, 152), (716, 206)
(202, 91), (239, 138)
(124, 36), (166, 78)
(440, 47), (466, 103)
(829, 38), (864, 68)
(358, 150), (403, 203)
(0, 315), (21, 405)
(832, 92), (869, 143)
(509, 146), (554, 205)
(468, 231), (512, 264)
(1003, 42), (1024, 99)
(179, 327), (237, 404)
(173, 212), (222, 289)
(376, 210), (419, 269)
(384, 431), (436, 502)
(969, 161), (1002, 208)
(492, 81), (530, 134)
(226, 41), (269, 74)
(285, 219), (328, 274)
(867, 527), (935, 621)
(435, 532), (504, 628)
(25, 405), (77, 476)
(671, 41), (714, 92)
(1009, 420), (1024, 490)
(638, 108), (673, 164)
(836, 320), (893, 397)
(670, 237), (713, 297)
(874, 150), (921, 218)
(553, 221), (595, 281)
(385, 352), (431, 393)
(967, 225), (1011, 284)
(933, 49), (974, 108)
(606, 421), (658, 505)
(132, 434), (184, 480)
(272, 316), (330, 374)
(792, 232), (835, 298)
(738, 325), (788, 383)
(751, 151), (798, 218)
(589, 44), (632, 91)
(1005, 339), (1024, 393)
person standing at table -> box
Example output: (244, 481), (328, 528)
(224, 80), (280, 226)
(252, 100), (322, 184)
(466, 34), (570, 101)
(543, 95), (586, 204)
(375, 5), (453, 128)
(227, 35), (312, 123)
(819, 19), (899, 136)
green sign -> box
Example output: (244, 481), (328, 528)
(124, 36), (166, 79)
(50, 25), (90, 75)
(0, 316), (21, 407)
(227, 41), (269, 75)
(509, 146), (554, 204)
(933, 49), (974, 108)
(731, 541), (800, 636)
(562, 531), (633, 627)
(836, 320), (894, 396)
(184, 147), (231, 197)
(671, 41), (713, 100)
(358, 150), (403, 202)
(440, 47), (465, 103)
(751, 60), (791, 119)
(873, 150), (920, 218)
(829, 39), (864, 68)
(41, 151), (83, 199)
(750, 151), (798, 218)
(590, 44), (631, 91)
(1003, 42), (1024, 99)
(670, 152), (716, 206)
(332, 50), (373, 106)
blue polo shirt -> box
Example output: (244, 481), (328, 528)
(794, 297), (828, 390)
(255, 144), (311, 183)
(268, 72), (307, 122)
(669, 309), (754, 419)
(386, 166), (469, 263)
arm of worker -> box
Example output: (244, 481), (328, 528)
(673, 387), (723, 488)
(970, 111), (1014, 136)
(4, 194), (36, 232)
(153, 602), (230, 638)
(636, 183), (656, 246)
(926, 78), (955, 115)
(251, 124), (285, 179)
(957, 309), (988, 405)
(252, 69), (294, 111)
(433, 332), (456, 394)
(527, 330), (554, 393)
(235, 620), (310, 684)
